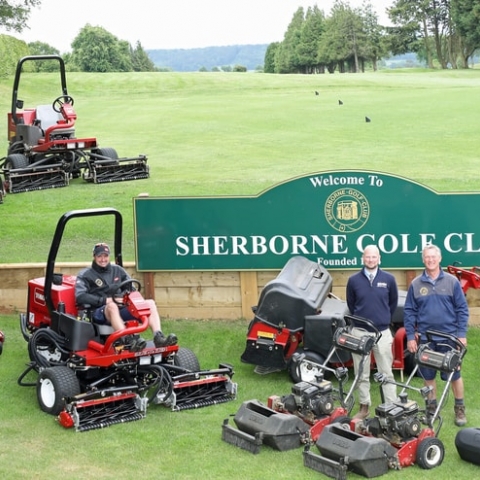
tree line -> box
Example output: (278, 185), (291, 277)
(1, 1), (479, 74)
(265, 0), (480, 74)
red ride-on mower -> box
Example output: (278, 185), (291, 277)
(17, 208), (236, 431)
(1, 55), (149, 195)
(304, 330), (467, 478)
(221, 315), (381, 453)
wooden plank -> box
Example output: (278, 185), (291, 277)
(240, 271), (258, 319)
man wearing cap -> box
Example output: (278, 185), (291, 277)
(75, 242), (177, 351)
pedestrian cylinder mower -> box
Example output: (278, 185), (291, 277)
(1, 55), (149, 196)
(221, 315), (381, 454)
(304, 329), (467, 478)
(17, 208), (236, 431)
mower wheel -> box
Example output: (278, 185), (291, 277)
(174, 347), (201, 372)
(95, 147), (119, 160)
(288, 348), (326, 383)
(331, 416), (352, 429)
(5, 153), (29, 170)
(416, 437), (445, 469)
(37, 366), (80, 416)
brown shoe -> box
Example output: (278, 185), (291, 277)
(353, 404), (370, 420)
(454, 405), (467, 426)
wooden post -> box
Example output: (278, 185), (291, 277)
(143, 271), (155, 301)
(240, 271), (258, 320)
(405, 270), (417, 288)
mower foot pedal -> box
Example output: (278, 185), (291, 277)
(303, 448), (348, 480)
(221, 418), (264, 454)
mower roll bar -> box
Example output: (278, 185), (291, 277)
(43, 208), (123, 318)
(11, 55), (68, 126)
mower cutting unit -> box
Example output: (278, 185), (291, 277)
(1, 55), (148, 196)
(17, 208), (236, 431)
(304, 330), (467, 478)
(222, 316), (380, 454)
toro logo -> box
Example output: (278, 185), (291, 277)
(34, 288), (46, 306)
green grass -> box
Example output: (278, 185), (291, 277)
(1, 69), (480, 478)
(1, 69), (480, 262)
(1, 314), (480, 479)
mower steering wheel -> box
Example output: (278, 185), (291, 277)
(110, 279), (142, 305)
(52, 95), (75, 113)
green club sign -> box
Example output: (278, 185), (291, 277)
(134, 170), (479, 271)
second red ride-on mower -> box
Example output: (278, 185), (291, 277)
(1, 55), (149, 196)
(304, 329), (467, 478)
(222, 315), (381, 453)
(17, 208), (236, 431)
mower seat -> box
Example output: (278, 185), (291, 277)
(77, 305), (115, 337)
(35, 105), (75, 139)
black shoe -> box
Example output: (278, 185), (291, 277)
(154, 331), (178, 347)
(122, 334), (147, 352)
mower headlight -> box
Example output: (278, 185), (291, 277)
(139, 356), (152, 365)
(152, 354), (163, 364)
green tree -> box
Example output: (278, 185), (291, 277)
(71, 25), (133, 72)
(264, 42), (279, 73)
(131, 41), (156, 72)
(0, 0), (40, 32)
(296, 5), (325, 74)
(274, 7), (305, 73)
(0, 34), (30, 75)
(451, 0), (480, 67)
(319, 1), (367, 73)
(361, 1), (388, 71)
(27, 41), (60, 71)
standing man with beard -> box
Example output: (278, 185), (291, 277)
(346, 244), (399, 419)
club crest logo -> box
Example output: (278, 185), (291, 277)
(324, 188), (370, 232)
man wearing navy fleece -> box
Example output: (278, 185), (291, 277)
(404, 244), (469, 426)
(346, 244), (399, 420)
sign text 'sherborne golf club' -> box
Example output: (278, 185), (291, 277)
(133, 170), (480, 271)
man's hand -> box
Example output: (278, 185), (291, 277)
(407, 339), (417, 353)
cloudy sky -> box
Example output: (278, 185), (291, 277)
(4, 0), (394, 52)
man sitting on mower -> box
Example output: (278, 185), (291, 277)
(75, 242), (177, 351)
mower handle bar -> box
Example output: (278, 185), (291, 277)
(424, 329), (467, 358)
(343, 314), (381, 342)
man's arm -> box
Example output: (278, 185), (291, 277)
(75, 272), (105, 308)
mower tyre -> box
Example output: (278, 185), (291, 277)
(95, 147), (119, 160)
(331, 416), (352, 429)
(5, 153), (29, 170)
(288, 348), (327, 383)
(416, 437), (445, 469)
(174, 347), (201, 372)
(37, 366), (80, 416)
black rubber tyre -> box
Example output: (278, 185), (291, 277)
(5, 153), (29, 170)
(173, 347), (201, 372)
(416, 437), (445, 469)
(37, 366), (81, 416)
(96, 147), (119, 160)
(288, 348), (326, 383)
(331, 415), (352, 429)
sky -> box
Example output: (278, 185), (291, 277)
(3, 0), (394, 53)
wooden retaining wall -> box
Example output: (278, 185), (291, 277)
(2, 263), (480, 324)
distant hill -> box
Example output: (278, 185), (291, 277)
(146, 44), (268, 72)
